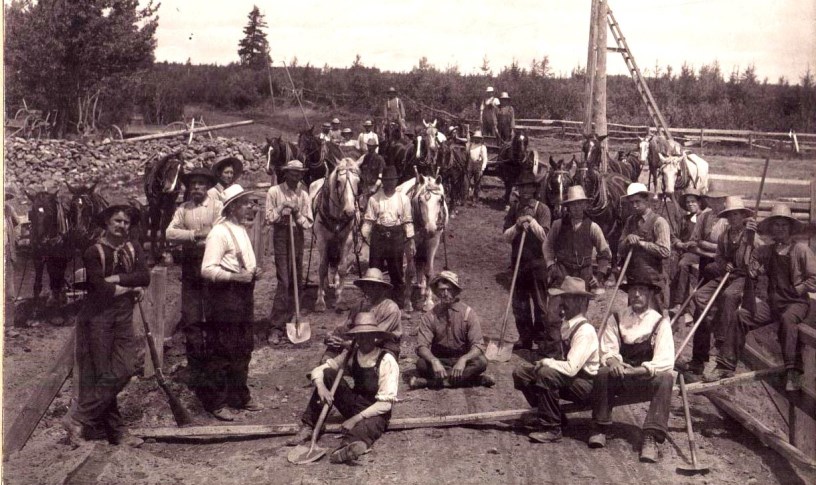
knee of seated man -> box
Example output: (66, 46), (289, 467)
(534, 365), (562, 385)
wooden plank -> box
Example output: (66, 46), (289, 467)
(709, 174), (811, 186)
(116, 120), (254, 143)
(792, 338), (816, 460)
(3, 329), (75, 456)
(743, 340), (816, 416)
(135, 267), (167, 377)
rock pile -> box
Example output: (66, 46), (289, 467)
(4, 136), (269, 198)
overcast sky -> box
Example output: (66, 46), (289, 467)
(155, 0), (816, 82)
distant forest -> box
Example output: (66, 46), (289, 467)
(134, 59), (816, 134)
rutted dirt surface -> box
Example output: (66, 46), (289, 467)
(4, 124), (815, 484)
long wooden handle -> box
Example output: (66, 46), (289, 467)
(679, 374), (700, 467)
(596, 249), (633, 343)
(669, 285), (698, 329)
(498, 229), (527, 342)
(675, 271), (731, 360)
(309, 342), (357, 446)
(289, 216), (301, 322)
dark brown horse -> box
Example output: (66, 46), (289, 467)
(262, 135), (300, 185)
(495, 130), (540, 208)
(298, 126), (342, 185)
(539, 156), (573, 220)
(66, 181), (108, 254)
(25, 190), (71, 311)
(573, 159), (630, 260)
(582, 133), (637, 181)
(144, 152), (183, 260)
(437, 141), (468, 216)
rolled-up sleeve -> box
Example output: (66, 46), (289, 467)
(641, 318), (675, 375)
(466, 311), (486, 353)
(166, 206), (195, 243)
(401, 194), (414, 239)
(639, 217), (671, 259)
(201, 226), (232, 282)
(599, 314), (623, 366)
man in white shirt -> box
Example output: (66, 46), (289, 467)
(358, 120), (379, 155)
(319, 122), (332, 143)
(590, 277), (675, 463)
(340, 128), (358, 148)
(265, 160), (314, 345)
(362, 165), (414, 308)
(200, 185), (263, 421)
(329, 118), (343, 144)
(466, 131), (489, 204)
(513, 277), (598, 443)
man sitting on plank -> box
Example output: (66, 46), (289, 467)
(707, 203), (816, 390)
(590, 276), (674, 463)
(287, 312), (399, 464)
(512, 276), (599, 443)
(410, 271), (495, 388)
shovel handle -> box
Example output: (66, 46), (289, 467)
(596, 249), (633, 345)
(498, 229), (526, 342)
(675, 271), (731, 360)
(679, 374), (701, 468)
(309, 342), (357, 447)
(289, 216), (301, 323)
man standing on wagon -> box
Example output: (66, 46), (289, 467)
(384, 87), (407, 136)
(479, 86), (500, 139)
(496, 91), (515, 144)
(265, 160), (314, 345)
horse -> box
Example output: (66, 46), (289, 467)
(583, 133), (637, 181)
(573, 159), (630, 260)
(617, 149), (643, 183)
(539, 156), (574, 219)
(309, 157), (363, 312)
(396, 174), (448, 312)
(406, 125), (438, 180)
(144, 152), (183, 261)
(496, 130), (540, 208)
(657, 151), (710, 196)
(643, 134), (683, 192)
(262, 135), (300, 185)
(437, 141), (468, 217)
(25, 190), (71, 313)
(298, 126), (342, 185)
(65, 181), (108, 255)
(382, 132), (414, 182)
(421, 119), (445, 173)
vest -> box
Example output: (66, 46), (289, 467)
(555, 219), (595, 270)
(351, 350), (391, 401)
(626, 211), (664, 279)
(768, 244), (805, 307)
(510, 201), (545, 267)
(615, 312), (660, 367)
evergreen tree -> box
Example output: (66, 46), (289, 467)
(237, 5), (271, 70)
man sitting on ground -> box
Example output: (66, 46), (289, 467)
(411, 271), (495, 388)
(513, 277), (599, 443)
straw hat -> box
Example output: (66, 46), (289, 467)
(212, 157), (244, 181)
(354, 268), (393, 289)
(563, 186), (590, 204)
(387, 87), (397, 94)
(500, 92), (510, 99)
(345, 312), (391, 340)
(547, 276), (594, 298)
(281, 160), (308, 172)
(472, 130), (484, 140)
(220, 185), (254, 216)
(757, 203), (804, 234)
(623, 182), (653, 199)
(94, 199), (141, 228)
(381, 166), (399, 180)
(341, 128), (352, 134)
(718, 196), (754, 218)
(181, 167), (218, 187)
(331, 118), (341, 124)
(430, 270), (462, 293)
(366, 137), (379, 147)
(619, 275), (662, 293)
(363, 120), (373, 127)
(486, 86), (495, 93)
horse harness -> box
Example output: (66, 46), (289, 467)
(315, 167), (361, 236)
(411, 184), (448, 236)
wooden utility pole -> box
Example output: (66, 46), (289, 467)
(592, 0), (609, 172)
(582, 0), (599, 137)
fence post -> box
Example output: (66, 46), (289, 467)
(749, 132), (754, 154)
(134, 266), (167, 378)
(700, 128), (705, 153)
(810, 179), (816, 250)
(250, 206), (265, 266)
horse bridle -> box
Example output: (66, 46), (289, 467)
(415, 184), (447, 232)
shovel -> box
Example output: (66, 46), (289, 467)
(288, 343), (356, 464)
(286, 216), (311, 344)
(485, 230), (526, 362)
(676, 374), (710, 476)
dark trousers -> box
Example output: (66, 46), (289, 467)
(513, 271), (559, 355)
(718, 301), (807, 371)
(415, 353), (488, 386)
(513, 364), (594, 428)
(369, 227), (407, 306)
(591, 367), (674, 439)
(270, 225), (303, 330)
(197, 281), (255, 412)
(72, 299), (139, 438)
(691, 276), (745, 363)
(671, 253), (699, 308)
(302, 368), (390, 447)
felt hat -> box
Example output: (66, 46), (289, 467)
(548, 276), (594, 298)
(94, 199), (141, 228)
(679, 187), (703, 210)
(718, 196), (754, 218)
(486, 86), (495, 93)
(354, 268), (393, 289)
(322, 122), (331, 129)
(345, 312), (391, 340)
(381, 165), (399, 180)
(619, 275), (662, 293)
(366, 137), (380, 147)
(500, 92), (510, 99)
(515, 170), (545, 187)
(472, 130), (484, 140)
(281, 160), (308, 172)
(757, 203), (804, 234)
(341, 128), (352, 134)
(331, 118), (341, 124)
(430, 270), (462, 293)
(363, 120), (373, 127)
(563, 186), (590, 204)
(622, 182), (653, 199)
(212, 157), (244, 181)
(387, 87), (397, 94)
(181, 167), (218, 187)
(702, 190), (728, 200)
(220, 185), (255, 216)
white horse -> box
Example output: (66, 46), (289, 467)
(657, 151), (710, 195)
(396, 173), (449, 312)
(309, 157), (363, 312)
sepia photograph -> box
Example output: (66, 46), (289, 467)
(2, 0), (815, 483)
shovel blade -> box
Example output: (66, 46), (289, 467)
(676, 466), (710, 476)
(287, 444), (327, 464)
(286, 320), (311, 344)
(485, 339), (513, 362)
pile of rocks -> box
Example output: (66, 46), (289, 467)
(4, 136), (269, 198)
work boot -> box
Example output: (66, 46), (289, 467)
(409, 376), (428, 389)
(702, 366), (735, 382)
(639, 434), (659, 463)
(240, 398), (265, 412)
(587, 431), (606, 449)
(675, 360), (705, 377)
(529, 427), (562, 443)
(478, 374), (496, 388)
(61, 415), (88, 447)
(211, 408), (235, 421)
(111, 431), (144, 448)
(329, 441), (368, 464)
(286, 425), (313, 446)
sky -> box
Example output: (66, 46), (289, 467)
(154, 0), (816, 82)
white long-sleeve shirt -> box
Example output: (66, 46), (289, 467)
(358, 132), (379, 154)
(166, 197), (223, 243)
(310, 348), (399, 418)
(201, 220), (257, 282)
(539, 315), (599, 377)
(467, 143), (489, 173)
(265, 183), (313, 229)
(362, 191), (414, 239)
(600, 308), (674, 376)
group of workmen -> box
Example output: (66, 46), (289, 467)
(57, 118), (814, 466)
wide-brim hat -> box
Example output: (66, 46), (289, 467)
(619, 276), (662, 293)
(181, 167), (218, 187)
(430, 270), (462, 293)
(282, 160), (308, 172)
(381, 166), (399, 180)
(322, 122), (332, 129)
(757, 204), (804, 234)
(94, 200), (141, 228)
(354, 268), (393, 289)
(366, 137), (379, 147)
(623, 182), (653, 199)
(212, 157), (244, 181)
(500, 92), (510, 99)
(331, 118), (341, 124)
(563, 185), (590, 204)
(486, 86), (495, 93)
(387, 87), (397, 94)
(472, 131), (484, 139)
(346, 312), (391, 339)
(680, 188), (703, 209)
(718, 195), (754, 218)
(341, 128), (353, 134)
(363, 120), (373, 127)
(702, 190), (728, 200)
(548, 276), (594, 298)
(220, 185), (254, 215)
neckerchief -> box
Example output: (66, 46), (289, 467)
(98, 236), (135, 274)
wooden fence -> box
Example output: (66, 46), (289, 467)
(515, 119), (816, 153)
